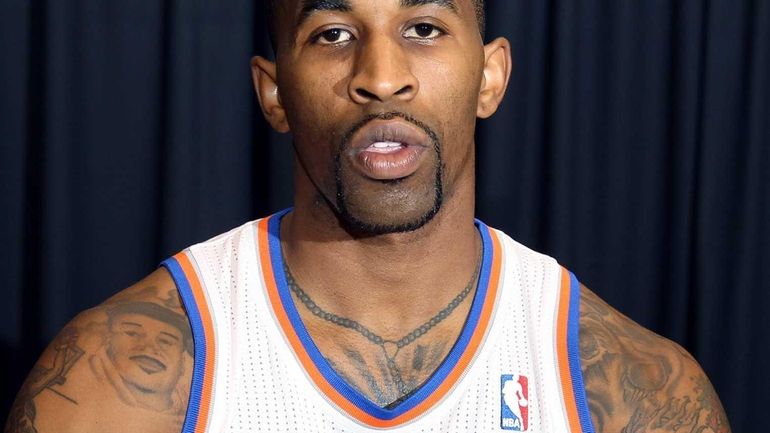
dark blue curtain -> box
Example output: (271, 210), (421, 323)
(1, 1), (768, 431)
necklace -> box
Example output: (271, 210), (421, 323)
(283, 253), (481, 396)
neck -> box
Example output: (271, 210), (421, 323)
(281, 182), (480, 336)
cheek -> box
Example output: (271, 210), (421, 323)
(421, 72), (479, 152)
(422, 74), (480, 187)
(112, 334), (137, 352)
(418, 56), (481, 129)
(285, 71), (339, 128)
(159, 343), (182, 361)
(283, 64), (346, 131)
(417, 46), (482, 103)
(281, 68), (349, 184)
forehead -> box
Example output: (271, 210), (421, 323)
(281, 0), (474, 24)
(271, 0), (479, 53)
(298, 0), (458, 15)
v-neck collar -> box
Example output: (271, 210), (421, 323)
(257, 209), (503, 428)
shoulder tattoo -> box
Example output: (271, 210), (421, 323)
(5, 284), (193, 433)
(578, 286), (730, 433)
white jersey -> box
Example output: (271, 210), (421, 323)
(162, 210), (595, 433)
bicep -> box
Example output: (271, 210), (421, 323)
(5, 269), (193, 433)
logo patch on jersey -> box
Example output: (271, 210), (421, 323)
(501, 374), (529, 431)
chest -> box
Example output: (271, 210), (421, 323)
(168, 218), (590, 432)
(218, 312), (559, 433)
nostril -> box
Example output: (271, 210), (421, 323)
(394, 85), (412, 96)
(354, 85), (413, 102)
(355, 88), (379, 101)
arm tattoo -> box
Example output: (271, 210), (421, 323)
(89, 297), (192, 413)
(5, 284), (193, 433)
(579, 287), (731, 433)
(5, 328), (84, 433)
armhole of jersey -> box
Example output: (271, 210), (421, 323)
(557, 268), (596, 433)
(161, 252), (215, 433)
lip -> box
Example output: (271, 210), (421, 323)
(130, 355), (167, 374)
(346, 119), (431, 180)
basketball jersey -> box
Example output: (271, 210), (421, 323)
(161, 210), (596, 433)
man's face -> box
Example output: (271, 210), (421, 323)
(107, 313), (185, 396)
(272, 0), (487, 233)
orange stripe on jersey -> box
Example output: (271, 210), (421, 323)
(256, 218), (381, 424)
(556, 267), (584, 433)
(257, 216), (503, 428)
(400, 228), (504, 422)
(175, 252), (217, 433)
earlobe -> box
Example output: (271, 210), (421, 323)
(477, 38), (513, 119)
(251, 56), (290, 133)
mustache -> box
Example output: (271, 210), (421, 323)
(338, 111), (441, 151)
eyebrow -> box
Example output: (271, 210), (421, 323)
(299, 0), (352, 23)
(120, 321), (143, 329)
(297, 0), (458, 27)
(400, 0), (457, 12)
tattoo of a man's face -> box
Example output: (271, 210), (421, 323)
(95, 301), (192, 412)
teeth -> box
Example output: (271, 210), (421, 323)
(372, 141), (402, 148)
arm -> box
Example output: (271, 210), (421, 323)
(579, 285), (730, 433)
(5, 269), (193, 433)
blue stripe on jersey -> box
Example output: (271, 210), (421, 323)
(162, 256), (207, 433)
(567, 271), (596, 433)
(266, 210), (495, 421)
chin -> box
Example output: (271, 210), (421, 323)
(335, 173), (444, 236)
(339, 201), (441, 235)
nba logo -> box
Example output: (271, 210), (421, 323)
(501, 374), (529, 431)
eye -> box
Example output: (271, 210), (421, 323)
(314, 28), (354, 45)
(403, 23), (444, 40)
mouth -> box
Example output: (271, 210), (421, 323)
(346, 119), (432, 180)
(130, 355), (167, 374)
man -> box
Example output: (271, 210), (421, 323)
(6, 0), (730, 432)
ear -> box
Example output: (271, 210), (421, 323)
(251, 56), (290, 133)
(476, 37), (512, 119)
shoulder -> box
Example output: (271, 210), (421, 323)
(578, 285), (730, 433)
(5, 268), (192, 433)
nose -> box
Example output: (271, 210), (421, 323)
(348, 34), (419, 105)
(134, 336), (160, 354)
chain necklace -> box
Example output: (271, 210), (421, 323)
(283, 253), (481, 396)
